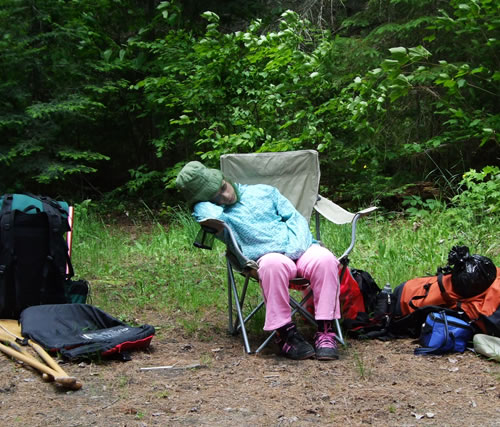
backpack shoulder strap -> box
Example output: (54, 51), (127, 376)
(39, 197), (73, 279)
(437, 273), (455, 305)
(38, 195), (69, 219)
(0, 195), (15, 313)
(0, 194), (14, 217)
(0, 194), (15, 271)
(414, 310), (453, 355)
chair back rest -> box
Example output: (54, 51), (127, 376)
(220, 150), (320, 222)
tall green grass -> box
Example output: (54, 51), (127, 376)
(71, 200), (500, 337)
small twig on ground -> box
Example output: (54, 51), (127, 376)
(140, 363), (205, 371)
(101, 398), (120, 410)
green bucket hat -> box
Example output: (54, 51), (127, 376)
(176, 161), (223, 205)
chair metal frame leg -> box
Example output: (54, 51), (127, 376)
(231, 272), (266, 336)
(289, 290), (345, 346)
(227, 259), (252, 354)
(228, 262), (346, 354)
(255, 290), (315, 354)
(236, 300), (265, 335)
(254, 290), (344, 353)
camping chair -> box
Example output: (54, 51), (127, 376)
(194, 150), (376, 354)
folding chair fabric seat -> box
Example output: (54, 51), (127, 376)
(195, 150), (376, 354)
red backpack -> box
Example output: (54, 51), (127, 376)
(339, 266), (387, 337)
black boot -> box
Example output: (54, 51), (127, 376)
(275, 323), (315, 360)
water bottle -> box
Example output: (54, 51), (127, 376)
(374, 283), (392, 315)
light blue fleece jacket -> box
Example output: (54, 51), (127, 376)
(193, 183), (314, 261)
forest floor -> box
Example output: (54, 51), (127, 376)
(0, 310), (499, 427)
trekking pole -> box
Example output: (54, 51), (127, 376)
(0, 320), (82, 390)
(0, 341), (81, 389)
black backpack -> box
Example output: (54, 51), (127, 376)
(0, 194), (76, 318)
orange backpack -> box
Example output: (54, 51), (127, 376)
(395, 267), (500, 336)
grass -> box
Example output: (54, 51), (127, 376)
(351, 348), (372, 380)
(71, 201), (500, 338)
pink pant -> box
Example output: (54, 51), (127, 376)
(257, 244), (340, 331)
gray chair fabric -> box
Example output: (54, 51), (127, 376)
(221, 150), (319, 222)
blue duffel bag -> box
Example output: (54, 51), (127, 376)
(415, 310), (473, 355)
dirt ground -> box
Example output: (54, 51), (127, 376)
(0, 313), (499, 427)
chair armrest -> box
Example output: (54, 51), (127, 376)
(314, 195), (378, 261)
(193, 219), (225, 250)
(199, 218), (225, 236)
(197, 218), (256, 274)
(220, 222), (255, 273)
(314, 195), (377, 225)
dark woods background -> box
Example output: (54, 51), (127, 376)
(1, 0), (498, 212)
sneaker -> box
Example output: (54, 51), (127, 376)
(314, 327), (339, 361)
(275, 323), (315, 360)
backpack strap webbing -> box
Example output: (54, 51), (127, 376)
(408, 282), (432, 311)
(40, 196), (74, 282)
(0, 195), (15, 313)
(414, 310), (454, 355)
(437, 273), (455, 305)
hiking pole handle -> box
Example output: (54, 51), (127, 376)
(0, 342), (81, 390)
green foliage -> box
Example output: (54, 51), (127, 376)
(0, 0), (157, 195)
(0, 0), (497, 208)
(131, 1), (498, 204)
(342, 0), (499, 200)
(402, 195), (446, 218)
(451, 166), (500, 217)
(131, 8), (387, 201)
(133, 10), (339, 167)
(389, 167), (500, 254)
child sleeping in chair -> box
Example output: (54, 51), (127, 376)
(176, 161), (341, 361)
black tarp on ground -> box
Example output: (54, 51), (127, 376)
(20, 304), (155, 360)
